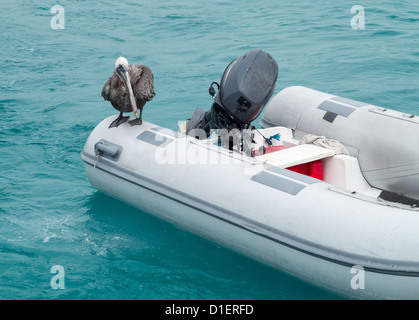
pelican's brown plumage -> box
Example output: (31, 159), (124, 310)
(102, 57), (155, 128)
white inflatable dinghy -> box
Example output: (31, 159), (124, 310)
(82, 50), (419, 299)
(81, 87), (419, 300)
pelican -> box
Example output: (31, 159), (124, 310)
(102, 56), (155, 128)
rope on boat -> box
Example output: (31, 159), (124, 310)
(254, 128), (280, 146)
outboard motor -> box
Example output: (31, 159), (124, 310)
(186, 49), (278, 153)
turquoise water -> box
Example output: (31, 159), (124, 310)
(1, 0), (418, 300)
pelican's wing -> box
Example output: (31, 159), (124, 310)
(132, 65), (155, 101)
(101, 77), (112, 101)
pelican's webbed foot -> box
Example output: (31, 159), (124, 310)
(109, 114), (130, 128)
(129, 117), (143, 126)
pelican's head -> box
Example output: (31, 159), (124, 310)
(114, 56), (138, 119)
(115, 56), (129, 71)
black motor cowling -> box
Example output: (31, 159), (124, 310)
(187, 49), (278, 137)
(216, 49), (278, 126)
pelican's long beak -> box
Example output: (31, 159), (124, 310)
(116, 66), (139, 118)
